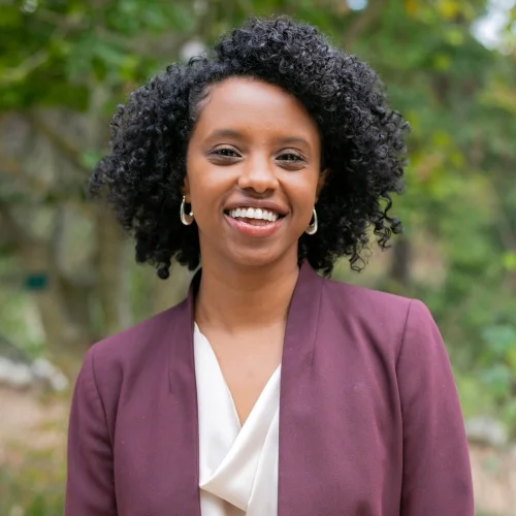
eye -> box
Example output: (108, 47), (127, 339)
(212, 146), (240, 158)
(277, 151), (306, 164)
(279, 153), (302, 161)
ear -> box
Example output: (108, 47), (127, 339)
(315, 168), (330, 202)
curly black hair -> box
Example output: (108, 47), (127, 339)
(90, 16), (409, 278)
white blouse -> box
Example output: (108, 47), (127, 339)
(193, 324), (280, 516)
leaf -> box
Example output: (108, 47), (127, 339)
(502, 251), (516, 271)
(0, 5), (23, 27)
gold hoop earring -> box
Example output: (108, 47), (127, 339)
(305, 207), (318, 235)
(180, 196), (194, 226)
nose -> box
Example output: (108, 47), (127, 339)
(237, 156), (279, 194)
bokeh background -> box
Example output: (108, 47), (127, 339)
(1, 0), (515, 514)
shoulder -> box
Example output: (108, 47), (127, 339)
(77, 299), (188, 401)
(320, 275), (414, 323)
(319, 275), (437, 359)
(88, 298), (187, 362)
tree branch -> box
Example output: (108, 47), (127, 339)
(36, 8), (89, 32)
(0, 50), (50, 86)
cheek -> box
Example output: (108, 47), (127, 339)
(287, 171), (320, 210)
(186, 151), (212, 194)
(185, 163), (230, 224)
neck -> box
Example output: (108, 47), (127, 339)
(195, 255), (300, 332)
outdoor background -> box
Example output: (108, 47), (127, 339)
(1, 0), (515, 514)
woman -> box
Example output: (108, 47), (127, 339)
(65, 16), (474, 516)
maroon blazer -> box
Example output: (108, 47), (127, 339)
(65, 263), (474, 515)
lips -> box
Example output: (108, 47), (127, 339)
(223, 209), (285, 238)
(224, 199), (288, 217)
(227, 207), (280, 223)
(223, 199), (288, 237)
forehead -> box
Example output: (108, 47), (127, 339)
(193, 77), (320, 142)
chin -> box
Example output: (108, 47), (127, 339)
(231, 252), (277, 269)
(225, 244), (296, 270)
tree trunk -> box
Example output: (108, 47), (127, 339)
(17, 238), (93, 372)
(94, 206), (131, 337)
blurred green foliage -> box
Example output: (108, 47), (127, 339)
(0, 448), (65, 516)
(1, 0), (516, 511)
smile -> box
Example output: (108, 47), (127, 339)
(223, 206), (285, 237)
(228, 207), (279, 223)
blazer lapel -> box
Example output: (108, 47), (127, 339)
(166, 271), (202, 516)
(164, 263), (324, 516)
(278, 262), (323, 516)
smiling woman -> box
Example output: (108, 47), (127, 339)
(66, 16), (474, 516)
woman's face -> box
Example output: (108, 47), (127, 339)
(185, 77), (325, 270)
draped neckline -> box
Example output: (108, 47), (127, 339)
(194, 323), (281, 515)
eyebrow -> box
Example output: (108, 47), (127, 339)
(277, 136), (311, 148)
(208, 129), (243, 140)
(206, 129), (311, 148)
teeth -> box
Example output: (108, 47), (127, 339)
(228, 207), (279, 222)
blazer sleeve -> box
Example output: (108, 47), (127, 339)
(65, 347), (117, 515)
(397, 299), (474, 516)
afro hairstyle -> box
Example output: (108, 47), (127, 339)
(90, 16), (409, 278)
